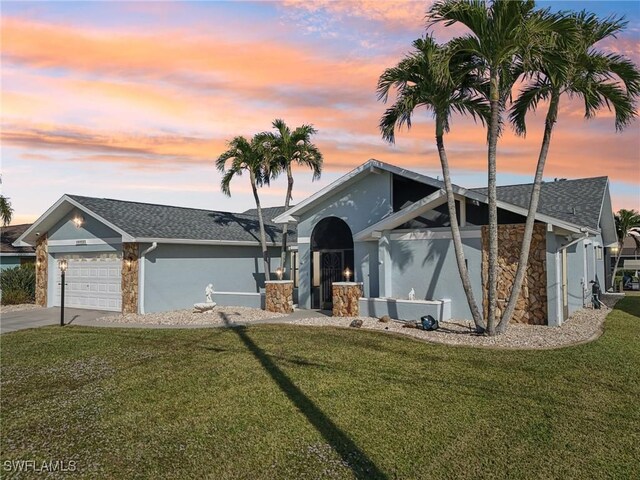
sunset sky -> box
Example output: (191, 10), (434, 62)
(1, 0), (639, 226)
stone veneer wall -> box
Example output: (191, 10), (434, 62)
(121, 243), (139, 314)
(265, 281), (294, 313)
(481, 223), (547, 325)
(332, 283), (362, 317)
(35, 234), (48, 307)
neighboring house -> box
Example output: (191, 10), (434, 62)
(1, 224), (35, 270)
(612, 235), (640, 273)
(15, 160), (617, 326)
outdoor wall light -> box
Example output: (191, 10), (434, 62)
(610, 245), (619, 254)
(275, 267), (285, 280)
(344, 268), (352, 282)
(72, 215), (84, 229)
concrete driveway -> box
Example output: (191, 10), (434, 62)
(1, 307), (117, 334)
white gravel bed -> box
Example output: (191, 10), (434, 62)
(97, 306), (287, 326)
(1, 303), (42, 314)
(281, 295), (622, 350)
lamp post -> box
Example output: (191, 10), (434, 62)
(58, 259), (68, 326)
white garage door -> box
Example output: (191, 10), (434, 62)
(55, 254), (122, 311)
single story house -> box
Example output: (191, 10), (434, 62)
(15, 160), (617, 326)
(1, 224), (35, 270)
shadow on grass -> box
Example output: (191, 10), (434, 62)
(612, 296), (640, 318)
(220, 313), (387, 479)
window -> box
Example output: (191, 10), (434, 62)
(596, 246), (603, 260)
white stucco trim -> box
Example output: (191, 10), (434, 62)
(133, 237), (279, 247)
(390, 229), (482, 241)
(13, 195), (134, 247)
(48, 237), (122, 246)
(296, 237), (311, 244)
(0, 252), (36, 257)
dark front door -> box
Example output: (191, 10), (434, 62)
(320, 251), (344, 310)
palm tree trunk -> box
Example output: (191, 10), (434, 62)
(250, 171), (271, 281)
(486, 71), (500, 336)
(279, 164), (294, 273)
(497, 93), (559, 333)
(611, 246), (623, 291)
(436, 127), (485, 332)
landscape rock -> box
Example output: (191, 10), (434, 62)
(349, 319), (363, 328)
(379, 315), (391, 323)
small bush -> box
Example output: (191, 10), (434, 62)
(0, 263), (36, 305)
(1, 289), (32, 305)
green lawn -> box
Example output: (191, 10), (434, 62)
(2, 300), (639, 479)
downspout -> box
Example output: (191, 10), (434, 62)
(138, 242), (158, 314)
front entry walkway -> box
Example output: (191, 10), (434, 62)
(1, 307), (117, 334)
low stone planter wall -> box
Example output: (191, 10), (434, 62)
(265, 281), (294, 314)
(332, 282), (362, 317)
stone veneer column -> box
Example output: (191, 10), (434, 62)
(481, 223), (548, 325)
(332, 282), (362, 317)
(121, 243), (139, 314)
(265, 280), (294, 313)
(35, 234), (48, 307)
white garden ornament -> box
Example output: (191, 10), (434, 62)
(194, 284), (217, 312)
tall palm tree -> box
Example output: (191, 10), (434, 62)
(263, 119), (323, 273)
(216, 135), (272, 281)
(612, 209), (640, 284)
(499, 12), (640, 332)
(0, 196), (13, 226)
(429, 0), (571, 335)
(378, 35), (489, 332)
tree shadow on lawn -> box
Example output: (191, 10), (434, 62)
(220, 313), (388, 480)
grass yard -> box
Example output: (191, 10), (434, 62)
(1, 299), (639, 479)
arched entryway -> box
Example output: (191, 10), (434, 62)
(310, 217), (354, 309)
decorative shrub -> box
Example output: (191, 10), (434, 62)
(0, 263), (36, 305)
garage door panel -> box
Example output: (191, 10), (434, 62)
(55, 255), (122, 312)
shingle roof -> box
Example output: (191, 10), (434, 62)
(242, 206), (292, 222)
(1, 224), (35, 254)
(68, 195), (295, 243)
(472, 176), (608, 230)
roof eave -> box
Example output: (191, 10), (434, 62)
(13, 195), (134, 247)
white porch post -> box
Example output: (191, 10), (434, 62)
(378, 232), (392, 298)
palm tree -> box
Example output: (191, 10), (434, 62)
(216, 135), (272, 281)
(263, 119), (323, 273)
(612, 209), (640, 284)
(0, 196), (13, 226)
(429, 0), (571, 335)
(378, 35), (489, 332)
(498, 12), (640, 332)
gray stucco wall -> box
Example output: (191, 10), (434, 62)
(387, 228), (483, 320)
(297, 243), (312, 309)
(566, 240), (586, 315)
(142, 243), (281, 313)
(355, 241), (379, 298)
(49, 208), (121, 242)
(296, 170), (393, 239)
